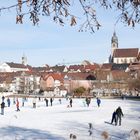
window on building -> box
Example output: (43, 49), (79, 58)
(117, 59), (119, 64)
(124, 58), (127, 63)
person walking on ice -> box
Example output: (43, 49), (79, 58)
(50, 98), (53, 106)
(96, 97), (101, 107)
(22, 98), (25, 107)
(111, 110), (117, 125)
(58, 98), (61, 104)
(44, 98), (48, 107)
(7, 97), (11, 107)
(116, 106), (124, 126)
(1, 101), (5, 115)
(69, 98), (73, 107)
(33, 97), (37, 108)
(16, 99), (20, 111)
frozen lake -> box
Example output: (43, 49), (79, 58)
(0, 98), (140, 140)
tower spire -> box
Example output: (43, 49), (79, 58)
(109, 30), (119, 63)
(22, 53), (27, 66)
(111, 31), (118, 55)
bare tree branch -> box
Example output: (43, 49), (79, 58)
(0, 0), (140, 32)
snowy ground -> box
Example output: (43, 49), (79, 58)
(0, 97), (140, 140)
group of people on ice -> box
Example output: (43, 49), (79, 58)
(0, 95), (56, 115)
(0, 96), (21, 115)
(32, 97), (54, 108)
(111, 106), (124, 126)
(1, 95), (124, 128)
(84, 97), (101, 107)
(44, 97), (54, 107)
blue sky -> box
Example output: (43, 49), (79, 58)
(0, 1), (140, 67)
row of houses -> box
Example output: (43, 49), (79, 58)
(0, 61), (99, 73)
(0, 61), (140, 97)
(0, 32), (140, 97)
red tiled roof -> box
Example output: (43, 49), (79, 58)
(0, 71), (41, 84)
(85, 64), (96, 70)
(96, 70), (110, 80)
(68, 65), (84, 71)
(51, 73), (63, 81)
(6, 62), (28, 69)
(32, 66), (49, 72)
(101, 63), (113, 70)
(68, 64), (100, 72)
(66, 73), (95, 80)
(50, 65), (66, 72)
(0, 72), (17, 83)
(129, 63), (140, 70)
(111, 70), (130, 80)
(113, 48), (139, 58)
(41, 73), (64, 81)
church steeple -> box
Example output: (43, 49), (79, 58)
(22, 53), (27, 66)
(111, 31), (118, 56)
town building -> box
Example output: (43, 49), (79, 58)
(0, 54), (29, 72)
(40, 73), (67, 97)
(109, 32), (139, 64)
(0, 62), (29, 72)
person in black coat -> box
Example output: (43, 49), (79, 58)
(1, 101), (5, 115)
(69, 98), (73, 107)
(111, 111), (117, 125)
(116, 106), (124, 126)
(44, 98), (48, 107)
(59, 98), (61, 104)
(7, 97), (11, 107)
(85, 97), (91, 107)
(50, 98), (53, 106)
(2, 96), (5, 102)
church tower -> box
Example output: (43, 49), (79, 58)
(111, 31), (118, 56)
(22, 54), (27, 66)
